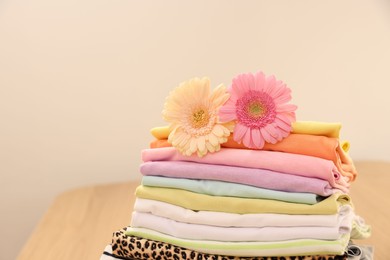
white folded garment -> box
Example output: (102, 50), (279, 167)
(131, 211), (353, 242)
(133, 198), (352, 228)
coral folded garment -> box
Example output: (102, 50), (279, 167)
(134, 198), (353, 228)
(130, 211), (353, 242)
(150, 134), (357, 182)
(140, 161), (344, 196)
(135, 186), (351, 215)
(142, 147), (350, 190)
(125, 227), (350, 257)
(142, 176), (320, 204)
(150, 121), (342, 140)
(111, 229), (348, 260)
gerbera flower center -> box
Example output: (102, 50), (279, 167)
(191, 108), (210, 129)
(236, 90), (276, 128)
(247, 102), (265, 118)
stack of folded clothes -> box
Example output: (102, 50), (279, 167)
(101, 72), (372, 260)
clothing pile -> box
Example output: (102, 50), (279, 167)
(101, 121), (372, 260)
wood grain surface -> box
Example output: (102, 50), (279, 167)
(17, 161), (389, 260)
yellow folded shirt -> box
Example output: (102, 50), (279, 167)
(291, 121), (341, 138)
(150, 121), (342, 140)
(136, 186), (351, 215)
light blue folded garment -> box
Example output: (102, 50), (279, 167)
(142, 176), (322, 204)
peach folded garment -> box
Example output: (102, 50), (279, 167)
(150, 121), (342, 140)
(150, 134), (357, 182)
(142, 147), (350, 190)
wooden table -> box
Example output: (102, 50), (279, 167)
(18, 161), (390, 260)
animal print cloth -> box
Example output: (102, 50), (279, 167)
(111, 228), (347, 260)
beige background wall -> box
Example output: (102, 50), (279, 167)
(1, 0), (389, 259)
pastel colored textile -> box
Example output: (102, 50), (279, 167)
(135, 186), (351, 215)
(291, 121), (341, 138)
(140, 161), (343, 196)
(125, 227), (350, 257)
(149, 121), (342, 140)
(142, 147), (350, 190)
(130, 211), (352, 242)
(142, 176), (320, 204)
(350, 215), (372, 239)
(111, 229), (348, 259)
(134, 198), (353, 228)
(150, 134), (357, 181)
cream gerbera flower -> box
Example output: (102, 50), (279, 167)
(163, 77), (232, 157)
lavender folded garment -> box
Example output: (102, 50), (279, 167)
(140, 161), (343, 196)
(142, 147), (349, 192)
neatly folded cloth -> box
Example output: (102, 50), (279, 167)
(125, 227), (350, 257)
(346, 242), (374, 260)
(142, 147), (350, 190)
(142, 176), (320, 204)
(140, 161), (345, 195)
(350, 215), (372, 239)
(111, 228), (348, 259)
(135, 186), (351, 215)
(291, 121), (342, 138)
(130, 211), (353, 242)
(150, 133), (357, 181)
(150, 121), (342, 140)
(134, 198), (353, 228)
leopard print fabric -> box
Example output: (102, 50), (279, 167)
(111, 228), (347, 260)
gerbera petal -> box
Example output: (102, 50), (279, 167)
(189, 138), (198, 154)
(242, 129), (252, 148)
(233, 123), (248, 143)
(231, 74), (250, 97)
(274, 116), (292, 132)
(251, 128), (265, 149)
(167, 126), (178, 143)
(274, 90), (292, 104)
(276, 103), (297, 113)
(171, 131), (186, 146)
(270, 84), (290, 102)
(254, 71), (266, 91)
(208, 133), (219, 147)
(219, 105), (237, 122)
(197, 78), (211, 102)
(212, 124), (225, 137)
(197, 135), (206, 153)
(276, 113), (295, 125)
(264, 75), (276, 92)
(260, 125), (278, 144)
(278, 127), (291, 138)
(246, 73), (256, 91)
(210, 84), (230, 107)
(205, 141), (216, 153)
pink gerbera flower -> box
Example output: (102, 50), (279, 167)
(219, 72), (297, 149)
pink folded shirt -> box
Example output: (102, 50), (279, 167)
(140, 161), (346, 195)
(142, 147), (350, 191)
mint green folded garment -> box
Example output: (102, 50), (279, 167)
(142, 176), (320, 205)
(136, 186), (351, 215)
(125, 227), (350, 257)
